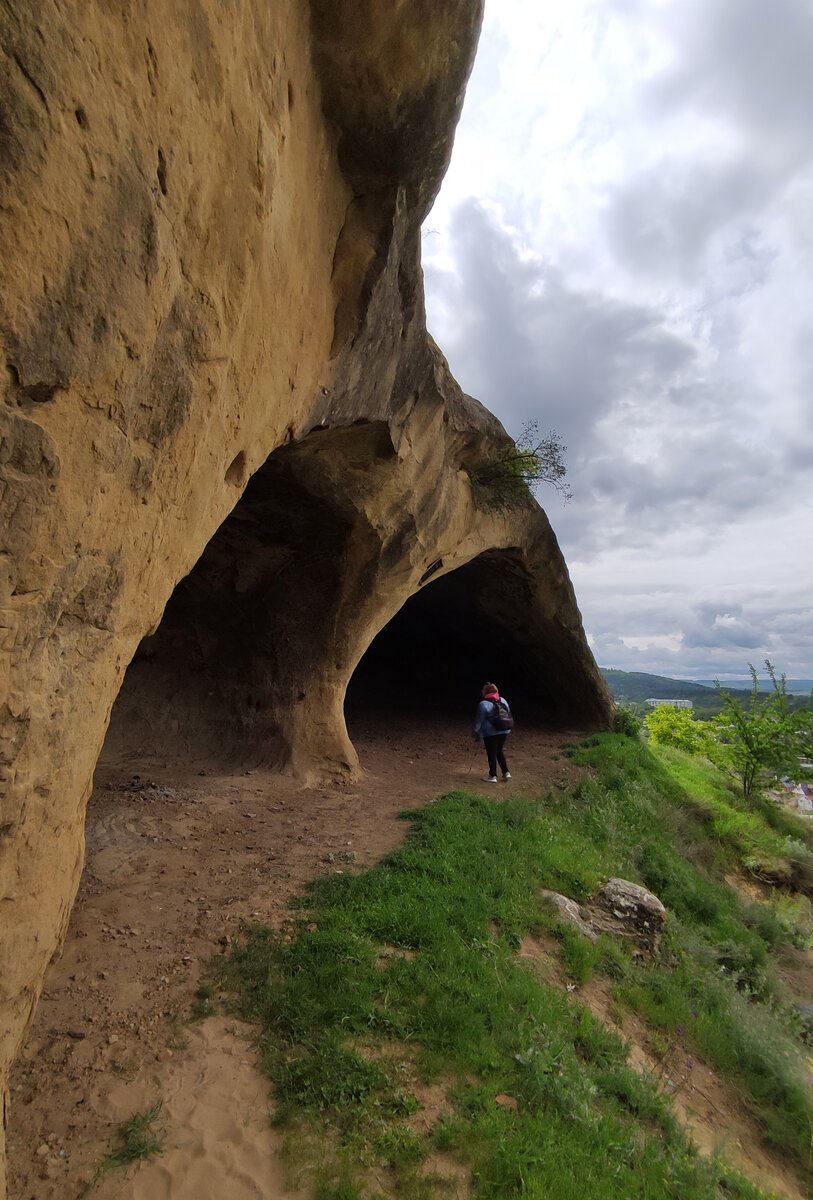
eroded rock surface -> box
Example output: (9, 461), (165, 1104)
(590, 879), (668, 957)
(542, 879), (668, 960)
(0, 1), (613, 1189)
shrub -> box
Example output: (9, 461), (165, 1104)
(713, 662), (813, 798)
(644, 705), (717, 757)
(469, 421), (572, 511)
(614, 707), (641, 738)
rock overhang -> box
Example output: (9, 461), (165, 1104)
(0, 2), (614, 1191)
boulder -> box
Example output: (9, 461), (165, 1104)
(588, 879), (667, 959)
(540, 890), (598, 943)
(542, 879), (667, 961)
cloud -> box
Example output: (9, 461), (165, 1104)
(648, 0), (813, 161)
(428, 199), (696, 451)
(580, 577), (813, 678)
(603, 159), (773, 280)
(600, 0), (813, 281)
(427, 200), (794, 561)
(680, 606), (764, 651)
(423, 3), (813, 677)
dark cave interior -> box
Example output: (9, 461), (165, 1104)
(346, 563), (558, 722)
(103, 437), (563, 768)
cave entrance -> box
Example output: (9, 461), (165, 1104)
(100, 426), (370, 773)
(100, 424), (574, 779)
(345, 551), (559, 728)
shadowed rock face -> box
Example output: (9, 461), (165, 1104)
(0, 0), (613, 1187)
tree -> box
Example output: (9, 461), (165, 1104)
(643, 705), (717, 757)
(713, 661), (813, 799)
(470, 421), (572, 511)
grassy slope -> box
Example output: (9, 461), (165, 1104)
(218, 735), (813, 1200)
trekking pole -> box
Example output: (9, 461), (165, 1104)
(468, 742), (478, 772)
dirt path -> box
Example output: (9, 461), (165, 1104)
(7, 715), (811, 1200)
(7, 716), (581, 1198)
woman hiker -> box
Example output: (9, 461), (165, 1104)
(472, 681), (513, 783)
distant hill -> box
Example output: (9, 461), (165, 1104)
(601, 669), (721, 704)
(601, 669), (812, 717)
(693, 678), (813, 696)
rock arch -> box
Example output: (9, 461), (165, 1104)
(347, 549), (588, 724)
(0, 1), (613, 1188)
(104, 411), (606, 783)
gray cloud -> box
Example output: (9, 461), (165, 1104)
(582, 582), (813, 678)
(429, 199), (696, 451)
(601, 0), (813, 280)
(604, 160), (773, 280)
(649, 0), (813, 159)
(680, 604), (765, 651)
(423, 5), (813, 676)
(428, 200), (790, 561)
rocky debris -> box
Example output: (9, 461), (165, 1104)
(542, 878), (667, 960)
(590, 878), (667, 958)
(541, 891), (598, 943)
(105, 779), (182, 804)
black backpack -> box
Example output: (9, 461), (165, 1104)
(490, 698), (514, 731)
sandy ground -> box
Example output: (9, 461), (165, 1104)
(7, 714), (812, 1199)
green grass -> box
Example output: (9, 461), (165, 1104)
(216, 754), (809, 1199)
(562, 735), (813, 1171)
(649, 744), (813, 873)
(191, 981), (216, 1020)
(91, 1100), (165, 1186)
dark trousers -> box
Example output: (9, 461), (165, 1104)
(483, 734), (509, 777)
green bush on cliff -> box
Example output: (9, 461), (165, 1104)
(469, 420), (572, 511)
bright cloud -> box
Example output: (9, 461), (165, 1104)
(424, 0), (813, 678)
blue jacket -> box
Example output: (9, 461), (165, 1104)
(473, 696), (511, 740)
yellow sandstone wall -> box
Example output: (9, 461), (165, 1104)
(0, 3), (612, 1189)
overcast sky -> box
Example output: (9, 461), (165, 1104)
(423, 0), (813, 682)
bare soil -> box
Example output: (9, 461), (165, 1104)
(6, 715), (811, 1199)
(8, 715), (580, 1198)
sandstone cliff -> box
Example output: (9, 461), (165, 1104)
(0, 1), (613, 1188)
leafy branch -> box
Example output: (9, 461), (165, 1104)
(713, 661), (813, 798)
(469, 421), (572, 512)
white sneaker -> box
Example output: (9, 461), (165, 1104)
(482, 776), (498, 783)
(502, 772), (511, 780)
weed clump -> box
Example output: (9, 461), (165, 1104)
(469, 421), (572, 511)
(92, 1100), (165, 1186)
